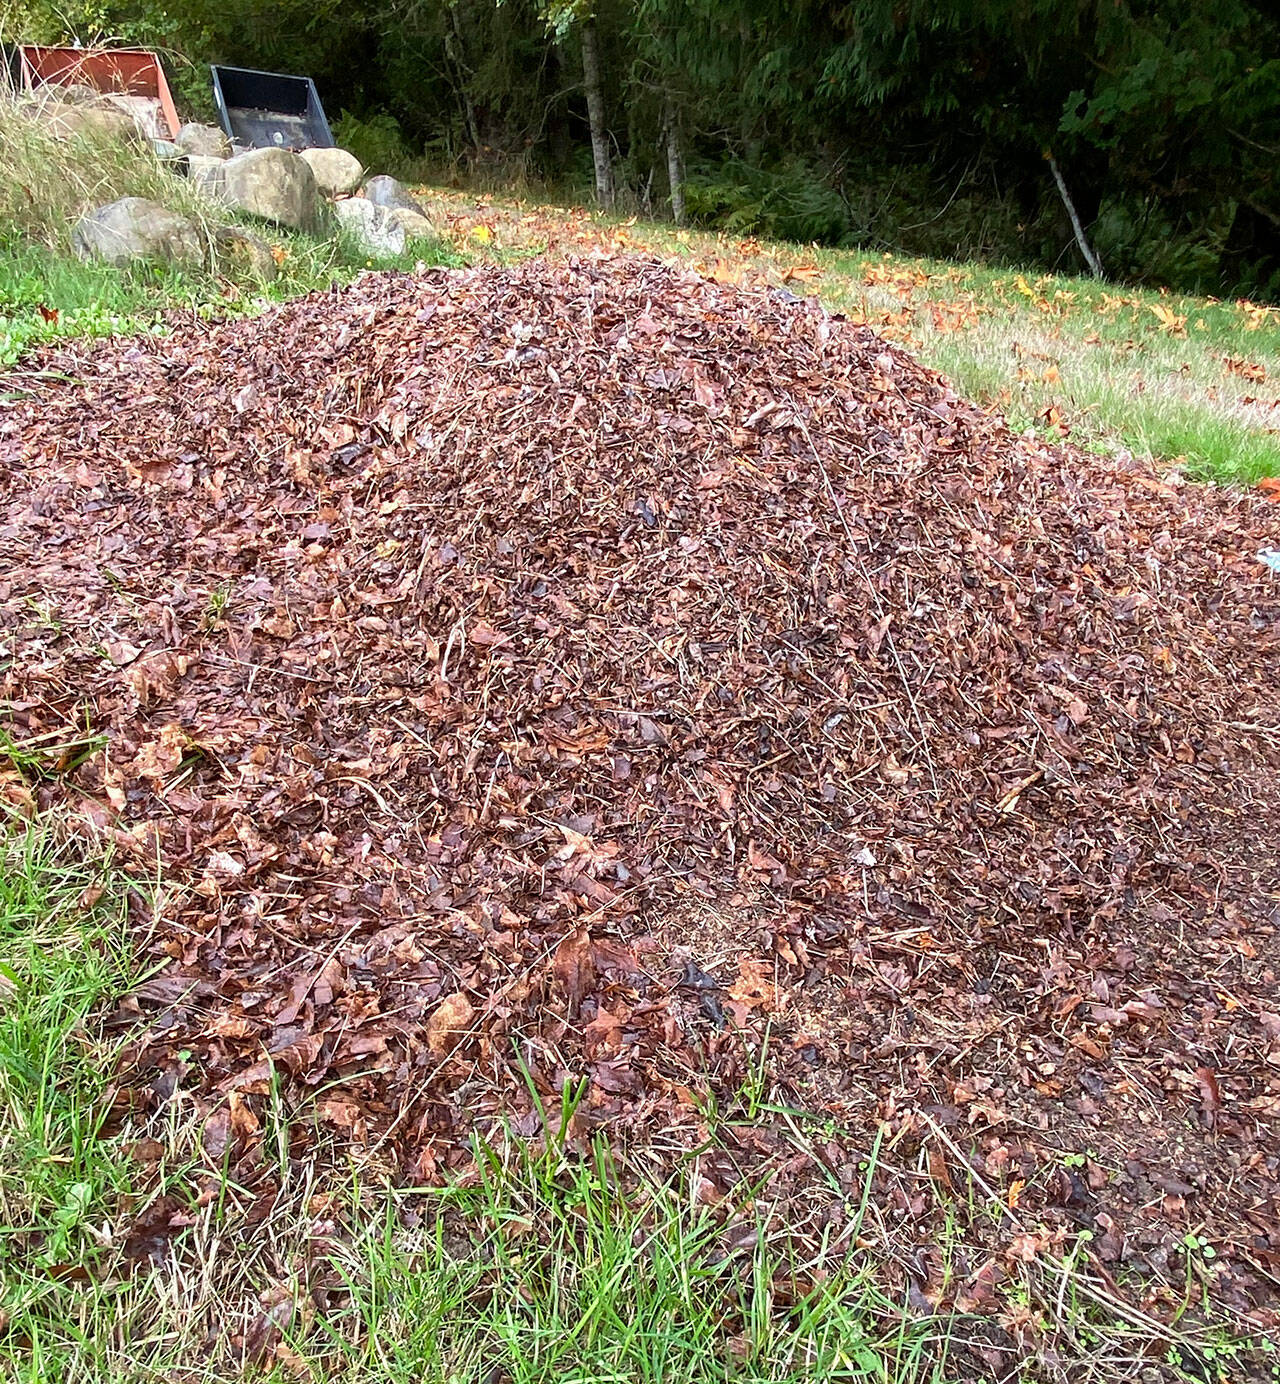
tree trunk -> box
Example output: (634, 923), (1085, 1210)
(580, 19), (613, 209)
(664, 100), (685, 225)
(445, 5), (481, 153)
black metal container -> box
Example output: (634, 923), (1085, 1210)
(2, 43), (22, 91)
(210, 65), (333, 150)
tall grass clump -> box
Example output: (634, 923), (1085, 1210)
(0, 89), (223, 252)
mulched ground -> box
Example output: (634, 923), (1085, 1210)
(2, 257), (1278, 1351)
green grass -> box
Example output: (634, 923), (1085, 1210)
(0, 227), (463, 372)
(312, 1134), (948, 1384)
(0, 821), (135, 1361)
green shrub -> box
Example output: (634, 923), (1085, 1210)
(682, 158), (850, 244)
(332, 108), (413, 177)
(1090, 201), (1224, 296)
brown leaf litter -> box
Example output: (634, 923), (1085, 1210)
(2, 256), (1278, 1342)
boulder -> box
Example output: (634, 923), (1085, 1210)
(216, 148), (320, 232)
(59, 83), (104, 106)
(98, 92), (166, 139)
(151, 138), (186, 164)
(41, 101), (140, 144)
(72, 197), (204, 268)
(387, 207), (435, 241)
(300, 147), (364, 198)
(361, 174), (424, 214)
(184, 155), (228, 196)
(177, 123), (232, 159)
(214, 226), (278, 283)
(334, 198), (406, 257)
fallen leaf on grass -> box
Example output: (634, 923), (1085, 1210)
(1149, 302), (1187, 335)
(1225, 356), (1266, 382)
(202, 1090), (262, 1161)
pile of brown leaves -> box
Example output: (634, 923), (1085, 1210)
(2, 257), (1278, 1327)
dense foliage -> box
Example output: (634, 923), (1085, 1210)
(6, 0), (1280, 295)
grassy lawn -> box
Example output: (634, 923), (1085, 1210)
(416, 188), (1280, 486)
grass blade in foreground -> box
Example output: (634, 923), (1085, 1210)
(0, 821), (133, 1368)
(311, 1134), (946, 1384)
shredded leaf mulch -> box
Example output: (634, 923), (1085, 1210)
(2, 257), (1278, 1339)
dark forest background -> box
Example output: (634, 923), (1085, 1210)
(9, 1), (1280, 297)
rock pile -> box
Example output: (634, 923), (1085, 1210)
(23, 92), (436, 274)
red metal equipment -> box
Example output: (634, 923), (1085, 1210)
(18, 45), (182, 140)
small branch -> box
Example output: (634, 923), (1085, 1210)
(1227, 127), (1280, 157)
(1046, 150), (1103, 279)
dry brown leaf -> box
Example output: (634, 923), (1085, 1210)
(427, 992), (475, 1056)
(551, 926), (596, 1012)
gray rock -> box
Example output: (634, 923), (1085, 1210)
(361, 174), (423, 214)
(152, 138), (186, 164)
(177, 122), (232, 159)
(386, 207), (434, 241)
(217, 148), (320, 232)
(98, 92), (166, 139)
(72, 197), (204, 267)
(41, 101), (140, 144)
(184, 155), (228, 196)
(214, 226), (278, 283)
(300, 147), (364, 198)
(334, 197), (406, 257)
(60, 83), (104, 106)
